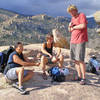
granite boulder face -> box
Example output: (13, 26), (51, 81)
(0, 44), (100, 100)
(94, 11), (100, 24)
(94, 11), (100, 34)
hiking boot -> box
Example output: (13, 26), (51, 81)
(80, 79), (86, 85)
(12, 83), (26, 95)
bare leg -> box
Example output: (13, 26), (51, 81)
(22, 71), (34, 83)
(80, 61), (86, 79)
(75, 61), (82, 78)
(41, 56), (48, 73)
(16, 67), (24, 88)
(58, 55), (64, 68)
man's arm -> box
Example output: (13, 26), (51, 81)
(24, 55), (30, 62)
(41, 43), (52, 58)
(72, 23), (86, 30)
(69, 23), (86, 32)
(72, 13), (87, 30)
(13, 55), (39, 66)
(23, 55), (34, 62)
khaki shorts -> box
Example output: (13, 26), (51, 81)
(6, 68), (29, 80)
(70, 42), (86, 62)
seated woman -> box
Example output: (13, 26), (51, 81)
(4, 42), (39, 95)
(40, 34), (64, 80)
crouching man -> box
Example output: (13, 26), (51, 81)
(4, 42), (39, 94)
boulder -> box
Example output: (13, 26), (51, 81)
(96, 28), (100, 34)
(94, 11), (100, 24)
(52, 29), (70, 49)
(94, 11), (100, 34)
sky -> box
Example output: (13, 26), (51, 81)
(0, 0), (100, 17)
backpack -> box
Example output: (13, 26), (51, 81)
(86, 57), (99, 75)
(48, 67), (65, 82)
(0, 46), (15, 73)
(86, 62), (96, 73)
(89, 57), (100, 70)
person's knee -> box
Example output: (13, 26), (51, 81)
(16, 67), (24, 74)
(41, 56), (48, 64)
(80, 61), (85, 64)
(59, 55), (64, 61)
(75, 60), (80, 65)
(19, 67), (24, 72)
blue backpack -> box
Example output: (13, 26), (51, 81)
(48, 67), (65, 82)
(86, 56), (99, 75)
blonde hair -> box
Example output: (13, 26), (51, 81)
(67, 5), (78, 13)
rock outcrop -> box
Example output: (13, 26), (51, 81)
(94, 11), (100, 34)
(0, 44), (100, 100)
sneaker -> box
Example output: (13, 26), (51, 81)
(12, 82), (19, 88)
(80, 79), (86, 85)
(18, 87), (27, 95)
(12, 83), (26, 95)
(12, 82), (24, 89)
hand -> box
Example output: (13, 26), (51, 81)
(51, 56), (57, 62)
(35, 62), (40, 66)
(70, 27), (74, 32)
(49, 54), (53, 58)
(69, 22), (72, 27)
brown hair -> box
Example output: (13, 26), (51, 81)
(46, 34), (53, 41)
(14, 42), (22, 49)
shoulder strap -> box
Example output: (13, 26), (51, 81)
(0, 53), (4, 65)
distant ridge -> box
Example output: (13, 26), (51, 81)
(0, 8), (100, 50)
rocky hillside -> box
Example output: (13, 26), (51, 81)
(0, 44), (100, 100)
(0, 9), (70, 46)
(0, 9), (100, 50)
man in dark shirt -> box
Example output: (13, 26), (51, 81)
(4, 42), (39, 94)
